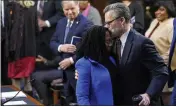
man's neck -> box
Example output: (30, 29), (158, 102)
(118, 24), (130, 38)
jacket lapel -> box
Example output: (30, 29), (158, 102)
(120, 29), (134, 66)
(61, 18), (67, 43)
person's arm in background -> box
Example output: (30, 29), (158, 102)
(45, 1), (65, 27)
(89, 6), (102, 26)
(133, 2), (144, 34)
(76, 59), (91, 105)
(50, 21), (63, 55)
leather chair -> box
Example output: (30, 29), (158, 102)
(50, 78), (64, 105)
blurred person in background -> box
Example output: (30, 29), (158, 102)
(145, 0), (176, 105)
(5, 0), (37, 95)
(79, 0), (102, 25)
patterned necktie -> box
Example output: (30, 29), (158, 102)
(112, 38), (122, 63)
(38, 1), (44, 17)
(116, 38), (122, 60)
(64, 21), (71, 43)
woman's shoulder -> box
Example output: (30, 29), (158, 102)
(163, 18), (174, 30)
(166, 18), (174, 26)
(76, 57), (91, 66)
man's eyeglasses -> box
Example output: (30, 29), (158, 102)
(104, 16), (121, 26)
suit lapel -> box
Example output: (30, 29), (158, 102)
(61, 18), (67, 43)
(120, 29), (134, 66)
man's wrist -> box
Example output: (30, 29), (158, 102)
(69, 57), (74, 64)
(58, 45), (63, 52)
(145, 93), (151, 100)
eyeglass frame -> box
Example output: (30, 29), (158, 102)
(104, 16), (121, 26)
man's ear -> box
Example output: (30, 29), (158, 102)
(121, 17), (126, 25)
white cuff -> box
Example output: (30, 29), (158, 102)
(58, 45), (62, 52)
(45, 20), (51, 27)
(69, 57), (74, 64)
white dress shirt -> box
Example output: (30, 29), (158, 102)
(120, 27), (130, 56)
(57, 19), (74, 64)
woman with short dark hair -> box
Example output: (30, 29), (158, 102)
(145, 0), (176, 103)
(75, 26), (119, 105)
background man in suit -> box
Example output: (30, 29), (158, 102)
(50, 1), (93, 104)
(36, 0), (65, 60)
(103, 3), (168, 105)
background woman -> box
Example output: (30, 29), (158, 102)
(145, 0), (176, 105)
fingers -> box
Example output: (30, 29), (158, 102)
(36, 58), (42, 62)
(75, 70), (78, 80)
(59, 62), (66, 70)
(139, 99), (144, 106)
(37, 55), (47, 62)
(67, 46), (76, 53)
(59, 59), (71, 70)
(61, 44), (76, 53)
(139, 94), (150, 106)
(38, 55), (44, 59)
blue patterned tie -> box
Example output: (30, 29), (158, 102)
(64, 21), (71, 43)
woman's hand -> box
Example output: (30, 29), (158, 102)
(35, 55), (47, 63)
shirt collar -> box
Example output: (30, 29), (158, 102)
(120, 27), (130, 46)
(67, 19), (74, 27)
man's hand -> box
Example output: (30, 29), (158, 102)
(139, 93), (150, 106)
(38, 18), (47, 28)
(36, 55), (47, 63)
(59, 58), (72, 70)
(75, 70), (78, 80)
(60, 44), (76, 53)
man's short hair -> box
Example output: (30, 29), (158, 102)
(104, 3), (131, 23)
(61, 0), (79, 7)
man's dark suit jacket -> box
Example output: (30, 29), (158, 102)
(116, 29), (168, 105)
(35, 0), (65, 59)
(50, 14), (93, 63)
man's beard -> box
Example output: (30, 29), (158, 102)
(111, 28), (122, 39)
